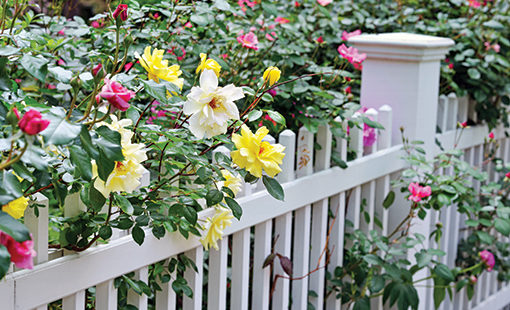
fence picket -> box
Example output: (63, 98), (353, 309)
(253, 220), (272, 310)
(447, 93), (459, 131)
(350, 114), (364, 159)
(364, 108), (379, 155)
(62, 291), (86, 310)
(208, 237), (229, 310)
(183, 247), (204, 310)
(438, 94), (448, 133)
(25, 193), (49, 265)
(334, 116), (348, 162)
(231, 228), (250, 310)
(96, 279), (117, 310)
(127, 266), (148, 310)
(277, 129), (296, 184)
(155, 261), (176, 310)
(378, 105), (393, 150)
(292, 127), (314, 310)
(457, 96), (469, 124)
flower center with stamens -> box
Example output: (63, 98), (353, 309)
(259, 146), (265, 155)
(116, 161), (126, 171)
(208, 96), (223, 110)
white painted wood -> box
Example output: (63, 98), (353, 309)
(350, 113), (364, 159)
(316, 125), (332, 171)
(183, 247), (203, 310)
(296, 126), (314, 178)
(364, 108), (379, 155)
(127, 267), (148, 310)
(457, 95), (469, 124)
(334, 116), (348, 162)
(155, 262), (176, 310)
(208, 237), (228, 310)
(25, 193), (49, 265)
(96, 279), (117, 310)
(277, 129), (296, 184)
(292, 205), (311, 310)
(62, 290), (86, 310)
(378, 105), (393, 149)
(468, 97), (478, 124)
(272, 212), (292, 310)
(231, 228), (250, 310)
(437, 94), (448, 133)
(253, 220), (272, 310)
(326, 192), (345, 310)
(447, 93), (458, 131)
(348, 186), (362, 230)
(375, 175), (391, 236)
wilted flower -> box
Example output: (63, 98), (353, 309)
(237, 32), (259, 50)
(196, 53), (221, 77)
(18, 110), (50, 135)
(0, 230), (36, 269)
(200, 207), (234, 250)
(97, 78), (135, 112)
(183, 69), (244, 139)
(231, 125), (286, 178)
(408, 182), (432, 203)
(263, 66), (281, 86)
(2, 197), (29, 219)
(479, 250), (495, 271)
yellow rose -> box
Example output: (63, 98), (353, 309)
(263, 66), (281, 86)
(137, 46), (184, 90)
(196, 53), (221, 77)
(231, 125), (285, 178)
(2, 196), (29, 219)
(220, 170), (242, 197)
(199, 207), (234, 250)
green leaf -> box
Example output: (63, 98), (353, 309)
(370, 275), (385, 293)
(96, 150), (115, 182)
(363, 254), (383, 265)
(261, 2), (278, 16)
(69, 146), (92, 182)
(483, 20), (505, 30)
(99, 225), (112, 240)
(494, 218), (510, 236)
(362, 116), (385, 129)
(225, 197), (242, 220)
(0, 210), (31, 242)
(476, 230), (493, 244)
(439, 184), (456, 194)
(116, 195), (134, 215)
(80, 127), (99, 159)
(95, 126), (124, 162)
(41, 113), (82, 145)
(0, 244), (11, 279)
(267, 110), (286, 126)
(0, 58), (12, 91)
(132, 225), (145, 246)
(262, 175), (285, 201)
(90, 183), (106, 209)
(353, 296), (370, 310)
(0, 46), (20, 56)
(435, 264), (455, 282)
(433, 278), (446, 309)
(20, 54), (48, 81)
(467, 68), (481, 80)
(248, 110), (263, 122)
(437, 193), (451, 206)
(261, 93), (274, 102)
(213, 0), (230, 10)
(383, 191), (395, 209)
(416, 252), (432, 268)
(49, 67), (73, 84)
(182, 206), (198, 225)
(190, 14), (208, 26)
(141, 80), (169, 104)
(206, 189), (223, 207)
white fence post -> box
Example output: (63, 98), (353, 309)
(351, 33), (454, 310)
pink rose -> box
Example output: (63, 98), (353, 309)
(0, 231), (37, 270)
(317, 0), (332, 5)
(408, 182), (432, 203)
(97, 78), (135, 112)
(18, 110), (50, 135)
(479, 250), (495, 271)
(237, 32), (259, 50)
(112, 4), (128, 21)
(92, 63), (103, 77)
(275, 17), (290, 24)
(316, 36), (324, 43)
(342, 29), (362, 41)
(488, 132), (495, 140)
(338, 44), (366, 69)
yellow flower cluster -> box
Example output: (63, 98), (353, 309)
(196, 53), (221, 77)
(138, 47), (184, 90)
(231, 125), (285, 178)
(2, 196), (29, 219)
(199, 207), (234, 250)
(92, 116), (147, 197)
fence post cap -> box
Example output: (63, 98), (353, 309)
(349, 32), (454, 61)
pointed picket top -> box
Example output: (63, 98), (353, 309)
(364, 108), (379, 155)
(378, 105), (393, 150)
(350, 113), (364, 160)
(277, 129), (296, 184)
(296, 126), (314, 178)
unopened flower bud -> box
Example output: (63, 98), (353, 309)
(436, 222), (443, 229)
(124, 35), (134, 47)
(70, 77), (82, 93)
(469, 275), (477, 284)
(113, 4), (128, 22)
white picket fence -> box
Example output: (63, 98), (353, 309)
(1, 33), (510, 310)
